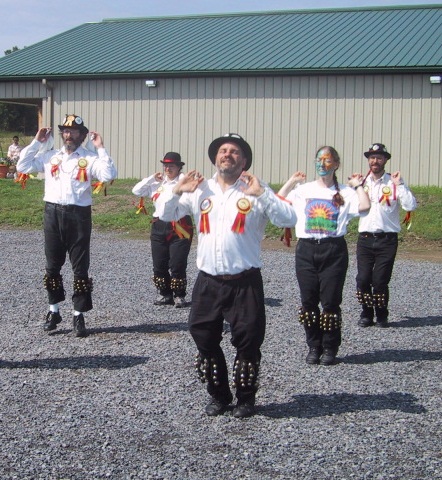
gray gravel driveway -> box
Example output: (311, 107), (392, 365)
(1, 230), (441, 479)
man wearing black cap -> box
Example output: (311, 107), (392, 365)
(156, 133), (296, 418)
(17, 114), (117, 337)
(356, 143), (416, 328)
(132, 152), (193, 307)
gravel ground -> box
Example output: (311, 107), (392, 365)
(1, 229), (441, 480)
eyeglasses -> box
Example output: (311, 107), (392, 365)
(61, 128), (81, 135)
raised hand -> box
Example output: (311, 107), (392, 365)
(391, 171), (402, 185)
(240, 173), (264, 197)
(173, 170), (204, 194)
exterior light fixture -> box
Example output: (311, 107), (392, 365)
(429, 75), (441, 84)
(145, 80), (158, 87)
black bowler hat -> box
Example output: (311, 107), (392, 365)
(364, 143), (391, 160)
(208, 133), (253, 171)
(161, 152), (185, 167)
(58, 114), (89, 134)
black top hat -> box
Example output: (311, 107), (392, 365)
(208, 133), (253, 171)
(161, 152), (185, 167)
(58, 114), (89, 134)
(364, 143), (391, 160)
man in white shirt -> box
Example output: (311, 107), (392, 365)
(156, 133), (296, 418)
(7, 136), (22, 163)
(356, 143), (417, 328)
(17, 115), (117, 337)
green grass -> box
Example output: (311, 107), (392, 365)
(1, 177), (440, 246)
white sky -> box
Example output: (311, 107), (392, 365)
(1, 0), (441, 56)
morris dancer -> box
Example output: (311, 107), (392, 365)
(132, 152), (193, 308)
(156, 133), (296, 418)
(279, 146), (370, 366)
(356, 143), (417, 328)
(17, 115), (117, 337)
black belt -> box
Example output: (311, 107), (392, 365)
(203, 267), (259, 281)
(46, 202), (90, 212)
(298, 237), (344, 245)
(359, 232), (398, 239)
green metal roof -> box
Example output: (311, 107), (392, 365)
(0, 5), (441, 80)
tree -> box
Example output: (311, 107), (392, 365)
(4, 46), (20, 55)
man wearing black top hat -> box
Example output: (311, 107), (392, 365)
(155, 133), (296, 418)
(356, 143), (416, 328)
(132, 152), (193, 307)
(17, 114), (117, 337)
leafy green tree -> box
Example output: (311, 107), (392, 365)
(4, 46), (20, 55)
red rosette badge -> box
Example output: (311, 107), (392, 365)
(199, 198), (213, 233)
(231, 198), (252, 233)
(76, 158), (88, 182)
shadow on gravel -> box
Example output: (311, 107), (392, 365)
(87, 322), (188, 335)
(341, 349), (442, 364)
(260, 392), (426, 418)
(264, 297), (283, 307)
(392, 316), (442, 328)
(0, 355), (148, 370)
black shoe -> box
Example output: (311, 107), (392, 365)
(320, 349), (337, 366)
(232, 401), (256, 418)
(44, 311), (62, 332)
(305, 346), (322, 365)
(154, 294), (174, 306)
(205, 395), (232, 417)
(358, 317), (375, 327)
(73, 314), (87, 338)
(376, 318), (389, 328)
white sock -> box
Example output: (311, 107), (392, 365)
(49, 304), (59, 313)
(74, 311), (82, 316)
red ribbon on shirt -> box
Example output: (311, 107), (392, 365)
(152, 186), (164, 202)
(199, 198), (213, 234)
(231, 198), (252, 234)
(76, 158), (88, 182)
(51, 164), (59, 177)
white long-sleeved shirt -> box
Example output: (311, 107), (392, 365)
(358, 173), (417, 233)
(155, 173), (297, 275)
(17, 139), (117, 207)
(132, 173), (184, 218)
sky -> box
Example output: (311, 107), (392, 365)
(1, 0), (441, 56)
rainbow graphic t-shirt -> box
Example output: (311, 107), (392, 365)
(304, 198), (339, 236)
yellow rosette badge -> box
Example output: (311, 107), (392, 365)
(199, 198), (213, 234)
(232, 198), (252, 233)
(152, 185), (164, 202)
(379, 186), (391, 206)
(50, 156), (61, 177)
(76, 158), (88, 182)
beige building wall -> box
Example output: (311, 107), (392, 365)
(1, 74), (441, 186)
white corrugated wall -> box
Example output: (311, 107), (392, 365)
(2, 73), (441, 186)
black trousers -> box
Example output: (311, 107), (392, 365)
(150, 217), (192, 296)
(44, 202), (92, 311)
(189, 269), (265, 401)
(295, 237), (348, 350)
(356, 233), (398, 318)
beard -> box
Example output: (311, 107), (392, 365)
(217, 159), (244, 180)
(64, 138), (83, 153)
